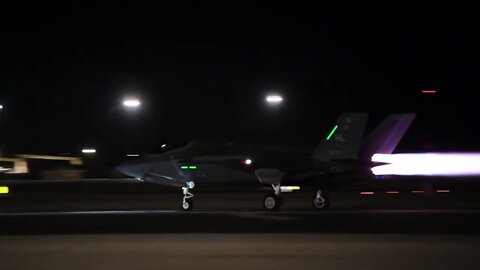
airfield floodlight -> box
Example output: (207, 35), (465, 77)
(243, 158), (252, 165)
(0, 104), (3, 110)
(82, 148), (96, 154)
(161, 144), (167, 148)
(265, 95), (283, 104)
(123, 98), (141, 108)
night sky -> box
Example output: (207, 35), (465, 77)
(0, 2), (478, 156)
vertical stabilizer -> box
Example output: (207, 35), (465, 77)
(311, 113), (369, 162)
(360, 113), (416, 159)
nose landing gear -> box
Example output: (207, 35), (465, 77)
(181, 181), (195, 211)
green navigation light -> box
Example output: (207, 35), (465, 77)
(326, 125), (339, 141)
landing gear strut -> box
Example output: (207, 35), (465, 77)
(312, 190), (329, 210)
(181, 181), (195, 211)
(263, 184), (282, 211)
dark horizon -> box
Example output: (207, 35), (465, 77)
(0, 2), (478, 155)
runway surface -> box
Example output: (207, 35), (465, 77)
(2, 209), (480, 234)
(1, 234), (480, 270)
(2, 178), (480, 234)
(2, 178), (480, 269)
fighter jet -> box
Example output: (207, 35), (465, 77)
(116, 113), (416, 211)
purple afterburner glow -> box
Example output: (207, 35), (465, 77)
(371, 153), (480, 176)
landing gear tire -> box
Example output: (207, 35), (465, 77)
(263, 194), (282, 211)
(312, 190), (329, 210)
(182, 198), (193, 211)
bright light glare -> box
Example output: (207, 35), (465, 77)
(126, 154), (139, 157)
(161, 144), (167, 148)
(82, 149), (96, 154)
(372, 153), (480, 176)
(0, 186), (9, 194)
(421, 90), (437, 94)
(243, 159), (252, 165)
(0, 167), (10, 172)
(266, 95), (283, 103)
(0, 105), (3, 109)
(280, 186), (300, 192)
(123, 99), (141, 107)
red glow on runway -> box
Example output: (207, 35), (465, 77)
(360, 191), (375, 195)
(421, 90), (437, 94)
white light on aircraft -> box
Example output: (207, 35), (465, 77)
(123, 99), (141, 107)
(161, 144), (167, 148)
(280, 186), (300, 192)
(82, 149), (96, 154)
(243, 159), (252, 165)
(126, 154), (139, 157)
(0, 105), (3, 110)
(266, 95), (283, 104)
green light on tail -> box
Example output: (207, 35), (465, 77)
(326, 125), (339, 141)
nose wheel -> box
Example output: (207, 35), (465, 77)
(182, 198), (193, 211)
(181, 186), (194, 211)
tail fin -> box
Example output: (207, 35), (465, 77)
(360, 113), (416, 159)
(311, 113), (369, 162)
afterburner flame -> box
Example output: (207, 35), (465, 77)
(371, 153), (480, 176)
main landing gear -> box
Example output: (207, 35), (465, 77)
(181, 181), (195, 211)
(263, 184), (282, 211)
(312, 190), (329, 210)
